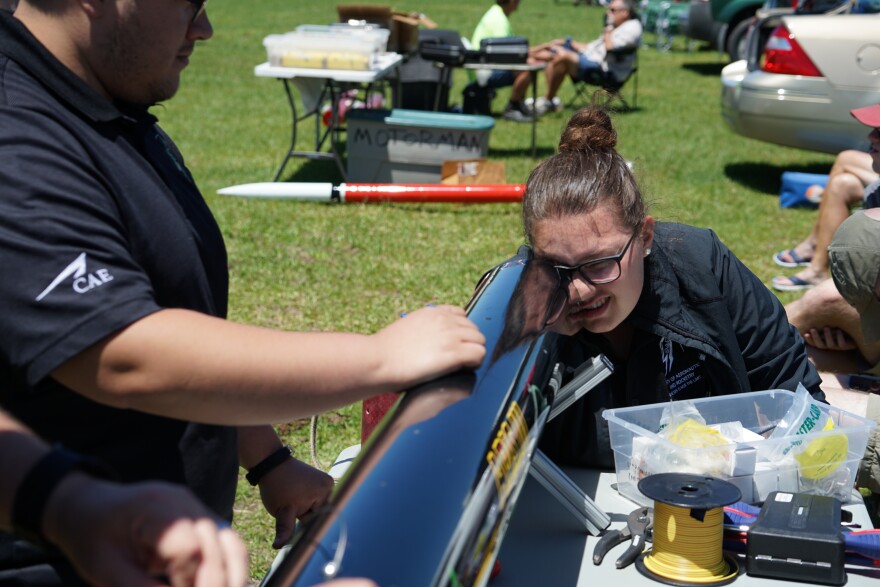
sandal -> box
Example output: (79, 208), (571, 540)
(773, 248), (812, 268)
(771, 274), (817, 292)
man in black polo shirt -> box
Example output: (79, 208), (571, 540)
(0, 1), (486, 584)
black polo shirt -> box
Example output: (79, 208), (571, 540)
(0, 12), (237, 582)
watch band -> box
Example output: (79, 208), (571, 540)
(245, 445), (293, 486)
(12, 446), (115, 546)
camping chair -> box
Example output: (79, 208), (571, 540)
(567, 47), (639, 111)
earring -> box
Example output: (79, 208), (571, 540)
(645, 248), (652, 256)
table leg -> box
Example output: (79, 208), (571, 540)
(273, 79), (298, 182)
(325, 83), (348, 180)
(530, 69), (538, 158)
(433, 64), (449, 112)
(273, 79), (349, 181)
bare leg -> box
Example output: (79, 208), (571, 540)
(544, 50), (579, 101)
(509, 45), (564, 102)
(793, 172), (867, 280)
(509, 71), (532, 102)
(776, 150), (876, 266)
(785, 278), (880, 371)
(774, 170), (873, 288)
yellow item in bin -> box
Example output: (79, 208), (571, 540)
(794, 417), (848, 480)
(280, 51), (371, 71)
(665, 418), (729, 448)
(653, 417), (733, 480)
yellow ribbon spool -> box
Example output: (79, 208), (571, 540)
(636, 473), (741, 586)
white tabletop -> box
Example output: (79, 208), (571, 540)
(494, 469), (880, 586)
(462, 62), (546, 72)
(254, 52), (403, 83)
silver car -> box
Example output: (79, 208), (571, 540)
(721, 12), (880, 154)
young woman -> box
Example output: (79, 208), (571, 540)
(525, 108), (824, 467)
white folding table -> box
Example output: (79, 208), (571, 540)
(254, 53), (403, 181)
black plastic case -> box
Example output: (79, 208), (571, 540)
(746, 492), (846, 586)
(477, 36), (529, 64)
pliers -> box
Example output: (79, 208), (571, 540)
(592, 506), (653, 568)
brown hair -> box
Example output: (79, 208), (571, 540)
(522, 107), (645, 243)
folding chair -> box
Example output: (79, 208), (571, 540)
(567, 47), (639, 111)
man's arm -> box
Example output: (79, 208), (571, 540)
(51, 305), (486, 425)
(0, 408), (248, 587)
(608, 20), (642, 51)
(238, 425), (334, 549)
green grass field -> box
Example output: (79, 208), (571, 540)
(155, 0), (835, 578)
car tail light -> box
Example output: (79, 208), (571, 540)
(761, 24), (822, 76)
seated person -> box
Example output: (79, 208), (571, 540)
(828, 210), (880, 499)
(789, 210), (880, 504)
(463, 0), (529, 119)
(785, 209), (880, 378)
(773, 104), (880, 291)
(530, 0), (642, 116)
(518, 107), (823, 468)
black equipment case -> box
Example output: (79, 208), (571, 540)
(474, 36), (529, 64)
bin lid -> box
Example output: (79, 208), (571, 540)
(347, 108), (495, 131)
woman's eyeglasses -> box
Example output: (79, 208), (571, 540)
(540, 230), (640, 327)
(187, 0), (207, 23)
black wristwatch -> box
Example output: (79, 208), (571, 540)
(12, 446), (115, 546)
(245, 445), (293, 486)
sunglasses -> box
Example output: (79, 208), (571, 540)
(186, 0), (207, 23)
(607, 6), (628, 11)
(541, 230), (640, 327)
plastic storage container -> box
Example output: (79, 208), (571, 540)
(603, 389), (875, 506)
(263, 25), (390, 70)
(346, 109), (495, 183)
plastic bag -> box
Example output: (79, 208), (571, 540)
(766, 384), (849, 494)
(642, 400), (734, 479)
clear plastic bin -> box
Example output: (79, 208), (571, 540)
(602, 389), (875, 506)
(263, 26), (390, 70)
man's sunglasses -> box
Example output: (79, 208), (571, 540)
(187, 0), (207, 23)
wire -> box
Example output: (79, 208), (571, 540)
(310, 414), (326, 470)
(643, 502), (738, 584)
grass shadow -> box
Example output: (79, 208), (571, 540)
(681, 62), (727, 76)
(488, 145), (558, 158)
(281, 156), (345, 183)
(611, 104), (643, 115)
(724, 161), (831, 195)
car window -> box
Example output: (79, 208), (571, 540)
(795, 0), (850, 12)
(853, 0), (880, 13)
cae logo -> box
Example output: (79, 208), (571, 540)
(35, 253), (114, 302)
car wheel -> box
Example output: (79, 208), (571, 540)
(726, 18), (752, 61)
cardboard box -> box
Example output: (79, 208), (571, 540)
(337, 4), (435, 54)
(337, 4), (393, 29)
(441, 159), (505, 185)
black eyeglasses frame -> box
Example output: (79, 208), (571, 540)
(541, 229), (640, 327)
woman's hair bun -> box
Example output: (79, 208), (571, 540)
(557, 107), (617, 153)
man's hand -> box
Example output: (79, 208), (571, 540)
(803, 326), (857, 351)
(257, 457), (334, 549)
(372, 305), (486, 391)
(44, 477), (248, 587)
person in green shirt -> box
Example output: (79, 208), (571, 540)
(464, 0), (536, 121)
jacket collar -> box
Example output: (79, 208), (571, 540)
(627, 242), (722, 359)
